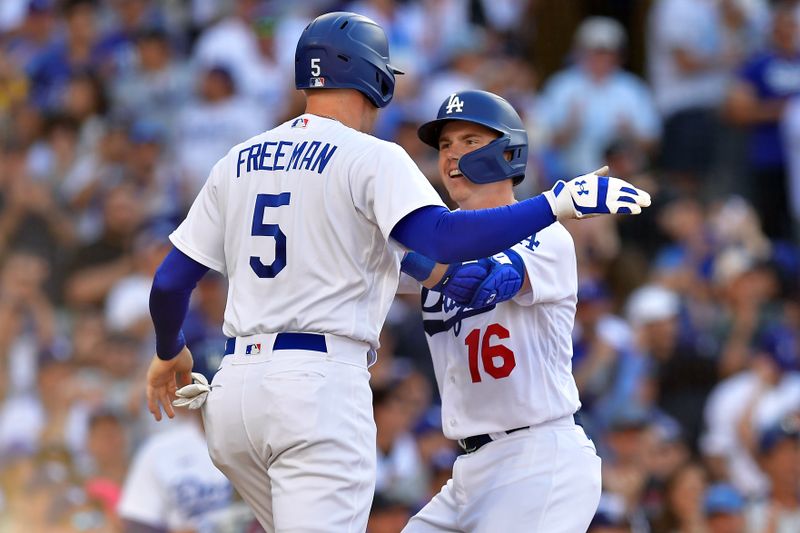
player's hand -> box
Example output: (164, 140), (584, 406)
(146, 346), (194, 421)
(442, 255), (524, 309)
(543, 166), (652, 220)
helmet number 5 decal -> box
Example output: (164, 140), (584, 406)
(445, 93), (464, 114)
(310, 58), (321, 77)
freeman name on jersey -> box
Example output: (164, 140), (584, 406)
(236, 139), (339, 178)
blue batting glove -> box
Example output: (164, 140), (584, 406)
(439, 259), (494, 305)
(441, 251), (525, 309)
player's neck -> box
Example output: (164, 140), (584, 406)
(304, 90), (376, 132)
(457, 189), (516, 211)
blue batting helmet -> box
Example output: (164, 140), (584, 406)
(295, 12), (404, 108)
(418, 90), (528, 185)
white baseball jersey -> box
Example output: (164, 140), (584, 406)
(170, 114), (445, 348)
(117, 420), (233, 532)
(403, 222), (600, 533)
(415, 222), (581, 440)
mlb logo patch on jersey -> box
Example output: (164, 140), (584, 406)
(310, 77), (325, 88)
(245, 343), (262, 355)
(291, 117), (309, 129)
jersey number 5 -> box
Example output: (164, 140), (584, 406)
(464, 323), (516, 383)
(250, 192), (290, 278)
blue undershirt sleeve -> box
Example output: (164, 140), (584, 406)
(390, 195), (555, 264)
(149, 247), (210, 360)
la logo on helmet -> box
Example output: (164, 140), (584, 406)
(445, 94), (464, 114)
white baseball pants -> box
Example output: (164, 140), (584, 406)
(202, 333), (376, 533)
(403, 416), (601, 533)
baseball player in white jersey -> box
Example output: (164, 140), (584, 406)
(144, 13), (647, 533)
(399, 90), (603, 533)
(117, 411), (233, 533)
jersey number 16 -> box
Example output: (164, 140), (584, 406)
(464, 323), (516, 383)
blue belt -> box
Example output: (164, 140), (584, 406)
(224, 333), (328, 355)
(458, 413), (584, 454)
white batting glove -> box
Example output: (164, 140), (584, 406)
(172, 372), (212, 410)
(543, 166), (652, 221)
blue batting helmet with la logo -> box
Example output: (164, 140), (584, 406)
(417, 90), (529, 185)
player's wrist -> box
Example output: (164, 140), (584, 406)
(155, 330), (187, 361)
(543, 181), (577, 221)
(400, 252), (436, 282)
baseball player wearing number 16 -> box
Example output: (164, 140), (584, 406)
(400, 90), (609, 533)
(145, 12), (648, 533)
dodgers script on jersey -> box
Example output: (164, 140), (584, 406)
(170, 114), (445, 347)
(412, 223), (581, 440)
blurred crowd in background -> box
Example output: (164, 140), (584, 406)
(0, 0), (799, 531)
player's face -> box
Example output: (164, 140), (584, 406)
(437, 121), (503, 207)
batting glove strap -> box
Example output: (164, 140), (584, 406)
(172, 372), (212, 410)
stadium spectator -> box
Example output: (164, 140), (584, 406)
(701, 326), (800, 498)
(651, 461), (710, 533)
(26, 0), (101, 112)
(539, 16), (660, 179)
(725, 2), (800, 240)
(110, 28), (194, 137)
(647, 0), (734, 190)
(704, 483), (746, 533)
(64, 182), (143, 307)
(173, 64), (265, 196)
(745, 419), (800, 532)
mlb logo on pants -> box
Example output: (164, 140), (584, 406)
(246, 343), (262, 355)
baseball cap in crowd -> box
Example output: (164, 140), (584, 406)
(608, 404), (650, 432)
(577, 280), (610, 303)
(755, 325), (799, 372)
(704, 483), (745, 516)
(412, 405), (443, 436)
(28, 0), (53, 13)
(624, 284), (679, 327)
(574, 17), (627, 51)
(129, 119), (166, 145)
(758, 418), (800, 455)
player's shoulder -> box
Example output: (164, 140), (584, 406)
(350, 130), (409, 160)
(539, 220), (574, 245)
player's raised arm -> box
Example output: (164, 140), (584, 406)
(389, 90), (649, 265)
(390, 166), (649, 266)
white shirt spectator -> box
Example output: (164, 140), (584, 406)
(701, 370), (800, 498)
(174, 96), (266, 196)
(747, 502), (800, 533)
(539, 67), (660, 176)
(376, 432), (428, 506)
(104, 275), (151, 334)
(192, 16), (260, 93)
(647, 0), (729, 116)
